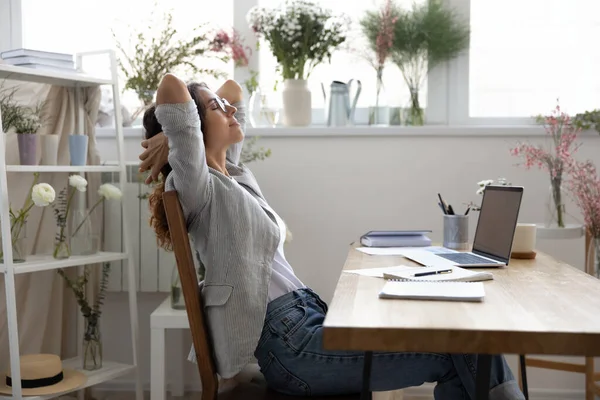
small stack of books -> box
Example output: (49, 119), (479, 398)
(0, 48), (75, 73)
(360, 230), (432, 247)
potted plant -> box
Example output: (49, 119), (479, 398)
(113, 11), (228, 122)
(247, 0), (349, 126)
(14, 104), (44, 166)
(391, 0), (470, 125)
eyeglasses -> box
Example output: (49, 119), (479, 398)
(212, 97), (232, 113)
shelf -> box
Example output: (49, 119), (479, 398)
(536, 224), (585, 240)
(0, 64), (113, 87)
(0, 252), (128, 274)
(5, 165), (122, 173)
(0, 358), (135, 400)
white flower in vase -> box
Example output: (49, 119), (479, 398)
(69, 174), (88, 192)
(31, 183), (56, 207)
(97, 183), (122, 200)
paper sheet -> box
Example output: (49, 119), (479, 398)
(356, 246), (454, 256)
(344, 265), (414, 278)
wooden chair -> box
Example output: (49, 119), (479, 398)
(518, 229), (600, 400)
(162, 190), (362, 400)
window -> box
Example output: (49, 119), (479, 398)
(21, 0), (234, 114)
(469, 0), (600, 118)
(256, 0), (425, 120)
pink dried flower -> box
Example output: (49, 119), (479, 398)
(510, 100), (582, 228)
(510, 101), (582, 179)
(375, 0), (397, 68)
(564, 159), (600, 238)
(210, 28), (252, 68)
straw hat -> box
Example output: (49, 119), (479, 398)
(0, 354), (87, 396)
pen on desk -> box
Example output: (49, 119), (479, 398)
(413, 269), (453, 277)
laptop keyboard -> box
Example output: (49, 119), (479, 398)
(437, 252), (496, 265)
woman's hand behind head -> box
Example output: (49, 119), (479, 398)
(139, 132), (169, 184)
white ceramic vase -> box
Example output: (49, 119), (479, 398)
(281, 79), (311, 127)
(41, 134), (59, 165)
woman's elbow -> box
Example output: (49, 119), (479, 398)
(156, 73), (191, 105)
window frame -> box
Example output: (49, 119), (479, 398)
(6, 0), (548, 127)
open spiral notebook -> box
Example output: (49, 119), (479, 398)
(379, 281), (486, 302)
(378, 265), (491, 302)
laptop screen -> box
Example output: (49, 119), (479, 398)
(472, 186), (524, 262)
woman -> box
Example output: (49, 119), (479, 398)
(139, 73), (525, 399)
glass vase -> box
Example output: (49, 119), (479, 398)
(368, 68), (390, 126)
(545, 181), (566, 228)
(170, 263), (185, 310)
(405, 87), (424, 126)
(248, 88), (262, 128)
(591, 237), (600, 278)
(0, 222), (26, 263)
(70, 209), (94, 256)
(82, 316), (102, 371)
(53, 225), (70, 259)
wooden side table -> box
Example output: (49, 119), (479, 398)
(519, 229), (600, 400)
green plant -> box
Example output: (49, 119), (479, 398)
(247, 0), (349, 80)
(243, 70), (260, 96)
(57, 262), (111, 325)
(0, 86), (22, 132)
(113, 7), (228, 120)
(57, 262), (111, 368)
(391, 0), (470, 125)
(240, 136), (272, 164)
(573, 109), (600, 134)
(13, 103), (45, 134)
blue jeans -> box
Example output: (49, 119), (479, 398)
(254, 288), (525, 399)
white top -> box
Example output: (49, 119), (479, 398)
(232, 179), (305, 302)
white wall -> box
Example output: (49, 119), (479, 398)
(95, 128), (600, 398)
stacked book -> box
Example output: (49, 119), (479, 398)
(0, 48), (75, 72)
(360, 230), (432, 247)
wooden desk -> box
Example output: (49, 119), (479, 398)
(322, 246), (600, 400)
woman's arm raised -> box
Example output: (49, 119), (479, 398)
(155, 73), (211, 224)
(217, 80), (246, 166)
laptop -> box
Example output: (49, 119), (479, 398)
(403, 185), (524, 268)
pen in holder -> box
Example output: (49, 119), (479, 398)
(443, 214), (469, 250)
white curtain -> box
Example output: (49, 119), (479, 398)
(0, 81), (102, 368)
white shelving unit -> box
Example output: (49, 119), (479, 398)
(0, 51), (142, 400)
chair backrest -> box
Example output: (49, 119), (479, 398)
(162, 190), (219, 400)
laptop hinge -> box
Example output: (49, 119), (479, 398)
(472, 249), (508, 264)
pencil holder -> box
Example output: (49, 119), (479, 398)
(443, 214), (469, 250)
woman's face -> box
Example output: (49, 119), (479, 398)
(197, 87), (244, 150)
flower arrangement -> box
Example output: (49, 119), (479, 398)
(359, 0), (400, 122)
(391, 0), (470, 125)
(510, 101), (581, 228)
(210, 28), (252, 68)
(563, 160), (600, 238)
(113, 10), (229, 120)
(13, 103), (44, 134)
(247, 0), (349, 80)
(0, 173), (55, 262)
(57, 262), (111, 370)
(466, 178), (511, 211)
(561, 159), (600, 276)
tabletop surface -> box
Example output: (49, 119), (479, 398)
(322, 246), (600, 356)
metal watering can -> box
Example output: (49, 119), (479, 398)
(321, 79), (362, 126)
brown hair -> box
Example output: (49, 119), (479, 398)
(144, 82), (209, 251)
